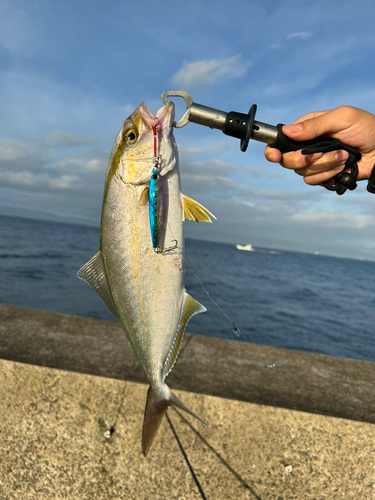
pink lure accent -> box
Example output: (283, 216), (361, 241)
(152, 119), (160, 158)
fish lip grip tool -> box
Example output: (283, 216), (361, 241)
(161, 90), (361, 196)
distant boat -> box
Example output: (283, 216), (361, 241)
(236, 244), (254, 252)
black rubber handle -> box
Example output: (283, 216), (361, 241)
(270, 124), (362, 195)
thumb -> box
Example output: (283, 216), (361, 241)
(282, 109), (341, 140)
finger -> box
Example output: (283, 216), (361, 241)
(303, 164), (348, 186)
(292, 110), (329, 124)
(282, 107), (354, 141)
(264, 145), (282, 163)
(266, 110), (334, 164)
(276, 150), (324, 170)
(294, 150), (349, 177)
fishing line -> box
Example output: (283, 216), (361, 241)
(181, 248), (283, 373)
(164, 220), (255, 382)
(173, 408), (263, 500)
(182, 253), (243, 340)
(150, 128), (253, 369)
(181, 253), (252, 381)
(151, 124), (239, 339)
(164, 218), (243, 339)
(166, 413), (208, 500)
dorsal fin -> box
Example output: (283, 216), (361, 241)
(77, 251), (119, 319)
(182, 194), (216, 223)
(163, 293), (206, 378)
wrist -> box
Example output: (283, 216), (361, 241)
(358, 156), (375, 181)
(366, 165), (375, 194)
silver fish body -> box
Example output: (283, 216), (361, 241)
(78, 101), (215, 456)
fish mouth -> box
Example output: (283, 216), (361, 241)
(132, 101), (175, 131)
(156, 101), (175, 129)
(135, 103), (154, 129)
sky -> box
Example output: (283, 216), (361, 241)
(1, 0), (375, 259)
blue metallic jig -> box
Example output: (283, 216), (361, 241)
(149, 167), (164, 253)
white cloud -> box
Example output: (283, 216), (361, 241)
(179, 141), (229, 158)
(241, 200), (255, 207)
(45, 130), (98, 148)
(269, 43), (283, 50)
(178, 156), (324, 221)
(0, 170), (79, 191)
(181, 158), (233, 175)
(291, 209), (374, 229)
(49, 175), (79, 190)
(0, 135), (106, 193)
(171, 56), (251, 90)
(241, 165), (287, 180)
(251, 73), (324, 99)
(286, 32), (312, 40)
(315, 36), (355, 64)
(84, 158), (106, 172)
(0, 138), (52, 169)
(56, 157), (106, 173)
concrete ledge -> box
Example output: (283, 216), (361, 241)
(1, 358), (375, 499)
(0, 304), (374, 423)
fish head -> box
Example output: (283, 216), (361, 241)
(105, 101), (176, 187)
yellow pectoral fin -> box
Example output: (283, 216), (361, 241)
(139, 186), (149, 207)
(182, 194), (216, 223)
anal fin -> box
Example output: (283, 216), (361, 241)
(77, 251), (119, 319)
(182, 194), (216, 223)
(163, 293), (206, 377)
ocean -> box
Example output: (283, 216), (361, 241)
(0, 213), (374, 362)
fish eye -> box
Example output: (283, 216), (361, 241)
(151, 173), (158, 180)
(123, 128), (138, 146)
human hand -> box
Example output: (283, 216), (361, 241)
(264, 106), (375, 185)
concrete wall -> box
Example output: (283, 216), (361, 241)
(0, 303), (374, 423)
(0, 304), (374, 499)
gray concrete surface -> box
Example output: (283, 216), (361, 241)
(0, 304), (374, 423)
(1, 304), (375, 498)
(0, 358), (374, 500)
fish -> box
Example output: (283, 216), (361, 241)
(77, 101), (215, 456)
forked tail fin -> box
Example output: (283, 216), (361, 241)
(142, 385), (208, 457)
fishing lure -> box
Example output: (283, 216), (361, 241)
(140, 118), (178, 253)
(149, 164), (164, 253)
(150, 119), (164, 252)
(138, 117), (166, 252)
(139, 154), (177, 253)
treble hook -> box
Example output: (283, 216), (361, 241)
(154, 239), (178, 254)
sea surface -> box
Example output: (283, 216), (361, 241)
(0, 214), (375, 362)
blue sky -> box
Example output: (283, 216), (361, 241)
(1, 0), (375, 259)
